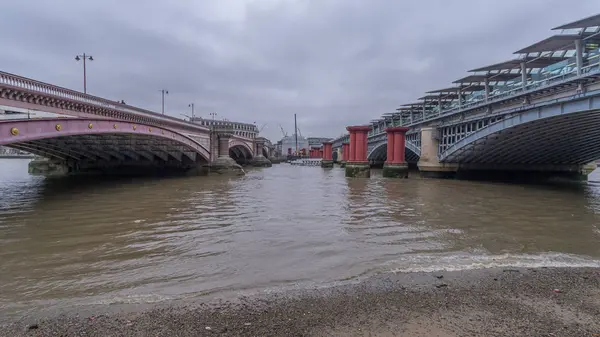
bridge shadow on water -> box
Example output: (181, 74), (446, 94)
(32, 169), (209, 201)
(450, 169), (592, 192)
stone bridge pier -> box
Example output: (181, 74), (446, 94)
(417, 127), (458, 178)
(250, 137), (272, 167)
(210, 129), (245, 175)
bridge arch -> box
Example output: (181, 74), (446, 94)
(228, 139), (253, 165)
(440, 106), (600, 167)
(0, 118), (211, 171)
(367, 142), (420, 164)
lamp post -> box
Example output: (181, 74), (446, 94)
(159, 89), (169, 114)
(208, 112), (218, 162)
(75, 53), (93, 94)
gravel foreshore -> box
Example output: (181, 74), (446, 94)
(2, 267), (600, 336)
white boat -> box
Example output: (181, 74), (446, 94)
(289, 158), (322, 166)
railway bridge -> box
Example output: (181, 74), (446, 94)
(332, 13), (600, 179)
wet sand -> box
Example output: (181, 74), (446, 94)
(2, 267), (599, 336)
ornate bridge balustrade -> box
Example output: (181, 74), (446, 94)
(0, 71), (271, 174)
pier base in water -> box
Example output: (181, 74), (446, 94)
(209, 157), (245, 176)
(250, 156), (272, 167)
(383, 163), (408, 178)
(345, 162), (370, 178)
(28, 158), (69, 177)
(321, 160), (334, 168)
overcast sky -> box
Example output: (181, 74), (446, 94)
(1, 1), (598, 141)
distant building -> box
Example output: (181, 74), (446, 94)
(275, 140), (283, 157)
(307, 137), (331, 148)
(190, 117), (258, 139)
(280, 134), (310, 156)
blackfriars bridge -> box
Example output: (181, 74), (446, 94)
(327, 13), (600, 179)
(0, 71), (273, 175)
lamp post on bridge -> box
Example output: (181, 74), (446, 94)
(74, 53), (93, 94)
(209, 112), (218, 162)
(160, 89), (169, 114)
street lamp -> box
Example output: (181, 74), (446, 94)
(75, 53), (93, 94)
(188, 103), (195, 119)
(208, 112), (218, 162)
(159, 89), (169, 114)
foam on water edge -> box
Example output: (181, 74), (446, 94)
(385, 252), (600, 273)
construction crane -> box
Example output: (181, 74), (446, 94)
(278, 124), (288, 137)
(258, 123), (267, 133)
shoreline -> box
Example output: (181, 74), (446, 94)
(2, 267), (600, 336)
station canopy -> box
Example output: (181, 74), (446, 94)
(418, 94), (459, 100)
(514, 33), (600, 54)
(454, 73), (522, 83)
(426, 85), (485, 93)
(398, 103), (436, 111)
(400, 102), (426, 107)
(553, 13), (600, 30)
(469, 56), (570, 72)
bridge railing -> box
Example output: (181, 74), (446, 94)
(0, 71), (208, 132)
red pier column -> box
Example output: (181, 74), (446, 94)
(345, 126), (372, 177)
(349, 132), (356, 162)
(321, 141), (333, 168)
(342, 143), (349, 162)
(383, 127), (410, 178)
(385, 129), (395, 164)
(346, 126), (371, 163)
(322, 142), (333, 161)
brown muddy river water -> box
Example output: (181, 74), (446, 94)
(1, 159), (600, 321)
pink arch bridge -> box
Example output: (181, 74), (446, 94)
(0, 71), (272, 174)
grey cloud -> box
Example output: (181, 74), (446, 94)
(1, 0), (597, 141)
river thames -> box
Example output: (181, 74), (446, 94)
(1, 159), (600, 323)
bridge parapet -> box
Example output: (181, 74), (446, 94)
(0, 71), (209, 134)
